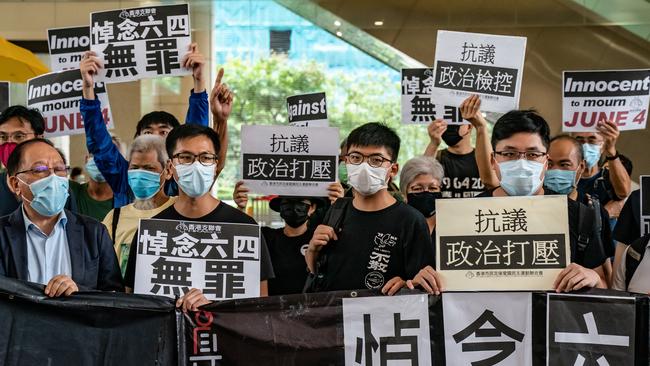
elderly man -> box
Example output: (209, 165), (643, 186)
(0, 138), (123, 296)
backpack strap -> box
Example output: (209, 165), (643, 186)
(575, 202), (593, 265)
(111, 207), (122, 242)
(624, 234), (650, 289)
(324, 197), (352, 233)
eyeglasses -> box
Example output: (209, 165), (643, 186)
(346, 152), (393, 168)
(15, 165), (70, 178)
(173, 152), (218, 166)
(494, 150), (547, 162)
(408, 185), (441, 194)
(0, 132), (34, 144)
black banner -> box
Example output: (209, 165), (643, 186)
(242, 153), (336, 182)
(563, 70), (650, 98)
(286, 92), (327, 124)
(27, 69), (106, 105)
(48, 26), (90, 55)
(434, 60), (518, 97)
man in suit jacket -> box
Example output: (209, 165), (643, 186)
(0, 138), (122, 297)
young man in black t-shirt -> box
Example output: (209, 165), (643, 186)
(307, 123), (434, 295)
(124, 125), (274, 311)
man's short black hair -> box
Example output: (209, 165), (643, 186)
(0, 105), (45, 135)
(165, 124), (221, 158)
(7, 138), (64, 176)
(491, 109), (550, 151)
(346, 122), (400, 161)
(134, 111), (180, 138)
(550, 135), (584, 163)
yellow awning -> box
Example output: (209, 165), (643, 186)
(0, 37), (50, 83)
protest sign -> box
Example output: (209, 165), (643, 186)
(401, 68), (466, 124)
(562, 69), (650, 132)
(641, 175), (650, 237)
(47, 26), (90, 71)
(436, 195), (570, 291)
(286, 92), (328, 127)
(0, 82), (8, 112)
(90, 3), (192, 83)
(432, 30), (526, 113)
(26, 69), (113, 137)
(241, 125), (339, 196)
(134, 218), (261, 301)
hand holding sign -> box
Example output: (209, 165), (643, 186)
(182, 43), (206, 93)
(552, 262), (603, 292)
(460, 94), (487, 129)
(210, 68), (233, 124)
(80, 51), (103, 99)
(596, 119), (620, 157)
(407, 265), (445, 295)
(233, 180), (250, 210)
(427, 119), (447, 146)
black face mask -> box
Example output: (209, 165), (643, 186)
(441, 125), (463, 147)
(280, 201), (311, 228)
(407, 192), (442, 218)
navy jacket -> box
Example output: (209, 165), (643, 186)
(0, 207), (123, 292)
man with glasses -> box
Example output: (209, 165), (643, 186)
(307, 122), (434, 295)
(0, 106), (77, 216)
(124, 124), (273, 312)
(0, 138), (123, 296)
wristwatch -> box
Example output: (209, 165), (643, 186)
(605, 151), (620, 161)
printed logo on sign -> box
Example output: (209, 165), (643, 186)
(364, 271), (384, 289)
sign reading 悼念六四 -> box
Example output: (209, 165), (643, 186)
(47, 26), (91, 71)
(286, 92), (328, 127)
(562, 69), (650, 132)
(432, 30), (527, 114)
(90, 3), (192, 83)
(241, 125), (339, 196)
(26, 69), (113, 137)
(134, 218), (262, 301)
(436, 195), (570, 291)
(401, 68), (467, 125)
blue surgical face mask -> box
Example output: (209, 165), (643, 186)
(582, 143), (601, 169)
(85, 158), (106, 183)
(128, 169), (162, 200)
(544, 169), (577, 195)
(498, 159), (545, 196)
(19, 174), (69, 217)
(174, 161), (216, 198)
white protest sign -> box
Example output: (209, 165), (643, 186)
(562, 69), (650, 132)
(401, 68), (466, 125)
(443, 292), (532, 366)
(135, 219), (261, 301)
(241, 125), (339, 196)
(0, 81), (9, 112)
(436, 195), (570, 291)
(90, 3), (192, 83)
(26, 69), (113, 138)
(432, 30), (526, 114)
(47, 26), (90, 71)
(286, 92), (329, 127)
(343, 294), (431, 366)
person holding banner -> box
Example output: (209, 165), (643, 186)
(79, 43), (232, 208)
(306, 123), (434, 295)
(0, 106), (78, 217)
(0, 138), (123, 296)
(124, 124), (274, 311)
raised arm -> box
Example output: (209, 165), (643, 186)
(423, 119), (446, 157)
(597, 119), (631, 200)
(460, 95), (499, 189)
(209, 68), (233, 175)
(183, 43), (209, 127)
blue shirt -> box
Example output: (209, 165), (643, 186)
(22, 207), (72, 285)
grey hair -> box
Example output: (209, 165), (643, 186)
(128, 134), (168, 168)
(399, 156), (444, 197)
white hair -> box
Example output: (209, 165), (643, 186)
(399, 156), (444, 196)
(128, 134), (168, 168)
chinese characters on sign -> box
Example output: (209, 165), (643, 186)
(401, 68), (466, 125)
(241, 125), (339, 197)
(187, 311), (222, 366)
(342, 294), (431, 366)
(432, 30), (526, 113)
(286, 92), (329, 127)
(90, 4), (191, 83)
(443, 292), (532, 366)
(641, 175), (650, 237)
(562, 70), (650, 132)
(134, 219), (261, 301)
(436, 196), (570, 291)
(47, 26), (91, 71)
(26, 69), (113, 137)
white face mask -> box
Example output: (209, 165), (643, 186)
(346, 162), (389, 196)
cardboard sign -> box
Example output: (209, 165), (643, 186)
(134, 218), (262, 301)
(286, 92), (328, 127)
(26, 69), (113, 137)
(562, 70), (650, 132)
(401, 68), (466, 124)
(432, 30), (527, 113)
(47, 26), (91, 71)
(436, 195), (570, 291)
(241, 125), (339, 196)
(90, 3), (192, 83)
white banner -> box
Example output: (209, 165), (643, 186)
(47, 26), (90, 71)
(401, 68), (467, 125)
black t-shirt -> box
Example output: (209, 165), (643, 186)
(437, 149), (485, 198)
(319, 200), (434, 291)
(124, 201), (275, 288)
(577, 169), (620, 206)
(477, 189), (607, 268)
(262, 226), (313, 295)
(614, 189), (641, 246)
